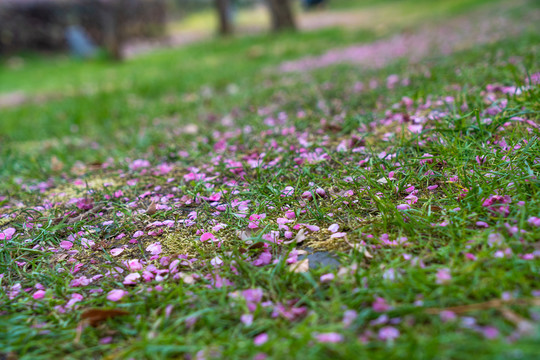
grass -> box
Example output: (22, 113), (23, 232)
(1, 0), (539, 359)
(329, 0), (496, 11)
(0, 27), (369, 95)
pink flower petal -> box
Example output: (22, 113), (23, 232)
(110, 248), (124, 256)
(320, 273), (335, 283)
(241, 313), (253, 326)
(1, 227), (16, 240)
(285, 210), (295, 219)
(200, 232), (216, 242)
(315, 332), (343, 343)
(304, 224), (320, 232)
(396, 204), (410, 211)
(436, 268), (452, 284)
(242, 288), (263, 303)
(60, 241), (73, 250)
(342, 310), (357, 328)
(107, 289), (127, 301)
(123, 273), (141, 285)
(328, 224), (340, 233)
(378, 326), (400, 341)
(33, 290), (46, 300)
(254, 333), (268, 346)
(146, 242), (162, 255)
(100, 336), (113, 344)
(127, 259), (143, 271)
(281, 186), (294, 197)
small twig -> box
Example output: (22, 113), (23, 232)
(74, 319), (87, 344)
(425, 298), (540, 315)
(500, 307), (536, 336)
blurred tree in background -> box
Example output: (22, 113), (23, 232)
(266, 0), (296, 31)
(212, 0), (297, 35)
(0, 0), (297, 60)
(215, 0), (233, 35)
(0, 0), (166, 58)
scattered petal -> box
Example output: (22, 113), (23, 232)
(315, 332), (344, 343)
(107, 289), (128, 302)
(254, 333), (268, 346)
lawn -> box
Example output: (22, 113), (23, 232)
(1, 0), (539, 359)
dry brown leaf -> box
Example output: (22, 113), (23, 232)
(74, 320), (84, 344)
(52, 215), (67, 225)
(295, 228), (307, 244)
(425, 298), (540, 315)
(323, 123), (343, 132)
(178, 273), (195, 284)
(236, 230), (252, 242)
(52, 253), (68, 263)
(283, 228), (306, 245)
(146, 202), (157, 215)
(289, 259), (309, 273)
(183, 124), (198, 134)
(4, 352), (17, 360)
(51, 156), (64, 172)
(337, 266), (350, 277)
(248, 242), (265, 250)
(81, 308), (129, 327)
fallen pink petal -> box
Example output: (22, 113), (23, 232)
(107, 289), (128, 302)
(32, 290), (46, 300)
(110, 248), (124, 256)
(378, 326), (400, 341)
(254, 333), (268, 346)
(320, 273), (335, 283)
(315, 332), (344, 343)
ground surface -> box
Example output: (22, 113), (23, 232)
(1, 0), (540, 359)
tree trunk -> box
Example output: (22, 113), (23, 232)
(266, 0), (296, 32)
(215, 0), (233, 35)
(100, 0), (124, 61)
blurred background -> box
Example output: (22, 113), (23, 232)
(0, 0), (344, 60)
(0, 0), (537, 180)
